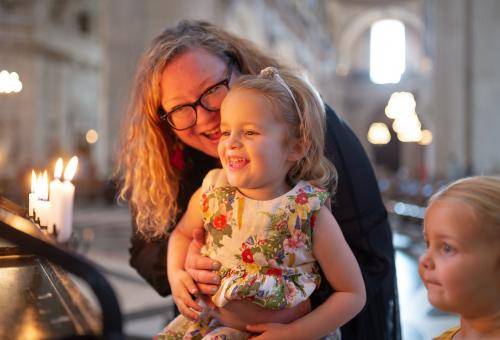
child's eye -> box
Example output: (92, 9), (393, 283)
(244, 130), (258, 136)
(220, 130), (230, 137)
(441, 243), (455, 255)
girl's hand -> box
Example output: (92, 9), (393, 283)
(246, 323), (300, 340)
(170, 269), (202, 320)
(185, 227), (221, 295)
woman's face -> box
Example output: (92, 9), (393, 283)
(160, 48), (236, 157)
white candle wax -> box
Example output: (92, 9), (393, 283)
(28, 193), (37, 217)
(38, 200), (52, 230)
(49, 158), (64, 238)
(57, 180), (75, 242)
(49, 178), (63, 234)
(33, 171), (44, 222)
(57, 156), (78, 242)
(28, 170), (37, 217)
(36, 170), (52, 231)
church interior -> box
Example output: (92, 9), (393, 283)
(1, 0), (499, 339)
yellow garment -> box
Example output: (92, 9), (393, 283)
(433, 326), (460, 340)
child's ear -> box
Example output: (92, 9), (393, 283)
(287, 140), (306, 162)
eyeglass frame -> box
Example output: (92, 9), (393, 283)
(158, 60), (234, 131)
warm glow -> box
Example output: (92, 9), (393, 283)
(37, 171), (49, 200)
(63, 156), (78, 181)
(31, 170), (36, 193)
(392, 112), (422, 133)
(397, 129), (423, 142)
(385, 92), (416, 119)
(54, 158), (63, 179)
(86, 129), (98, 144)
(36, 172), (42, 199)
(0, 69), (23, 93)
(370, 20), (406, 84)
(367, 122), (391, 145)
(419, 129), (433, 145)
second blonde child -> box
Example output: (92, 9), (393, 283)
(419, 176), (500, 340)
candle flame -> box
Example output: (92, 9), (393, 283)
(54, 158), (63, 179)
(63, 156), (78, 181)
(31, 170), (36, 193)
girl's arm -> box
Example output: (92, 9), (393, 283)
(248, 205), (366, 339)
(167, 187), (205, 320)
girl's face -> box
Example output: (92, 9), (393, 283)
(418, 199), (500, 318)
(160, 48), (235, 158)
(218, 89), (299, 200)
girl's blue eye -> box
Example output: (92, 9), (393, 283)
(442, 243), (455, 254)
(244, 130), (258, 136)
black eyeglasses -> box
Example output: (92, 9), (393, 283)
(159, 61), (234, 130)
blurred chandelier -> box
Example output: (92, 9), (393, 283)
(385, 92), (432, 144)
(0, 69), (23, 93)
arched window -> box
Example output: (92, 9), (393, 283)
(370, 19), (406, 84)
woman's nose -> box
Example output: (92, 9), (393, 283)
(196, 105), (217, 125)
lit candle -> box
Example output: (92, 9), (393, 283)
(37, 170), (52, 230)
(57, 156), (78, 242)
(33, 171), (43, 220)
(28, 170), (37, 217)
(49, 158), (64, 236)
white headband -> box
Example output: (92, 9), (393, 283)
(259, 67), (301, 116)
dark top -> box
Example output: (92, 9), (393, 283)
(129, 105), (400, 340)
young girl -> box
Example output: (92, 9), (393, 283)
(419, 176), (500, 340)
(158, 67), (365, 339)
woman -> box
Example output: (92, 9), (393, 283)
(118, 20), (399, 339)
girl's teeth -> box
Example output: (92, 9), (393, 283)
(228, 157), (249, 169)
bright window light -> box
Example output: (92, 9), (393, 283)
(370, 20), (406, 84)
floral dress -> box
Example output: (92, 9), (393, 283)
(157, 169), (332, 340)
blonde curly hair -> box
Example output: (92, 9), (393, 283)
(231, 68), (337, 191)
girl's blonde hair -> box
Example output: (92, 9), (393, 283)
(117, 20), (290, 239)
(231, 68), (337, 191)
(429, 176), (500, 237)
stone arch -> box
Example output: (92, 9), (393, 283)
(336, 7), (424, 75)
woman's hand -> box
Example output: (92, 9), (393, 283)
(170, 269), (202, 320)
(246, 323), (301, 340)
(184, 227), (221, 295)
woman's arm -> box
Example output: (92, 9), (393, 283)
(129, 228), (171, 296)
(248, 206), (366, 339)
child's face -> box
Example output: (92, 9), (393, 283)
(418, 199), (500, 318)
(218, 89), (297, 200)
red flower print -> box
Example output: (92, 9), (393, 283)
(266, 267), (282, 276)
(242, 248), (254, 263)
(310, 213), (317, 229)
(295, 192), (308, 205)
(213, 214), (227, 230)
(276, 220), (287, 230)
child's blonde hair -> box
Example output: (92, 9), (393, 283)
(429, 176), (500, 237)
(231, 67), (337, 192)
